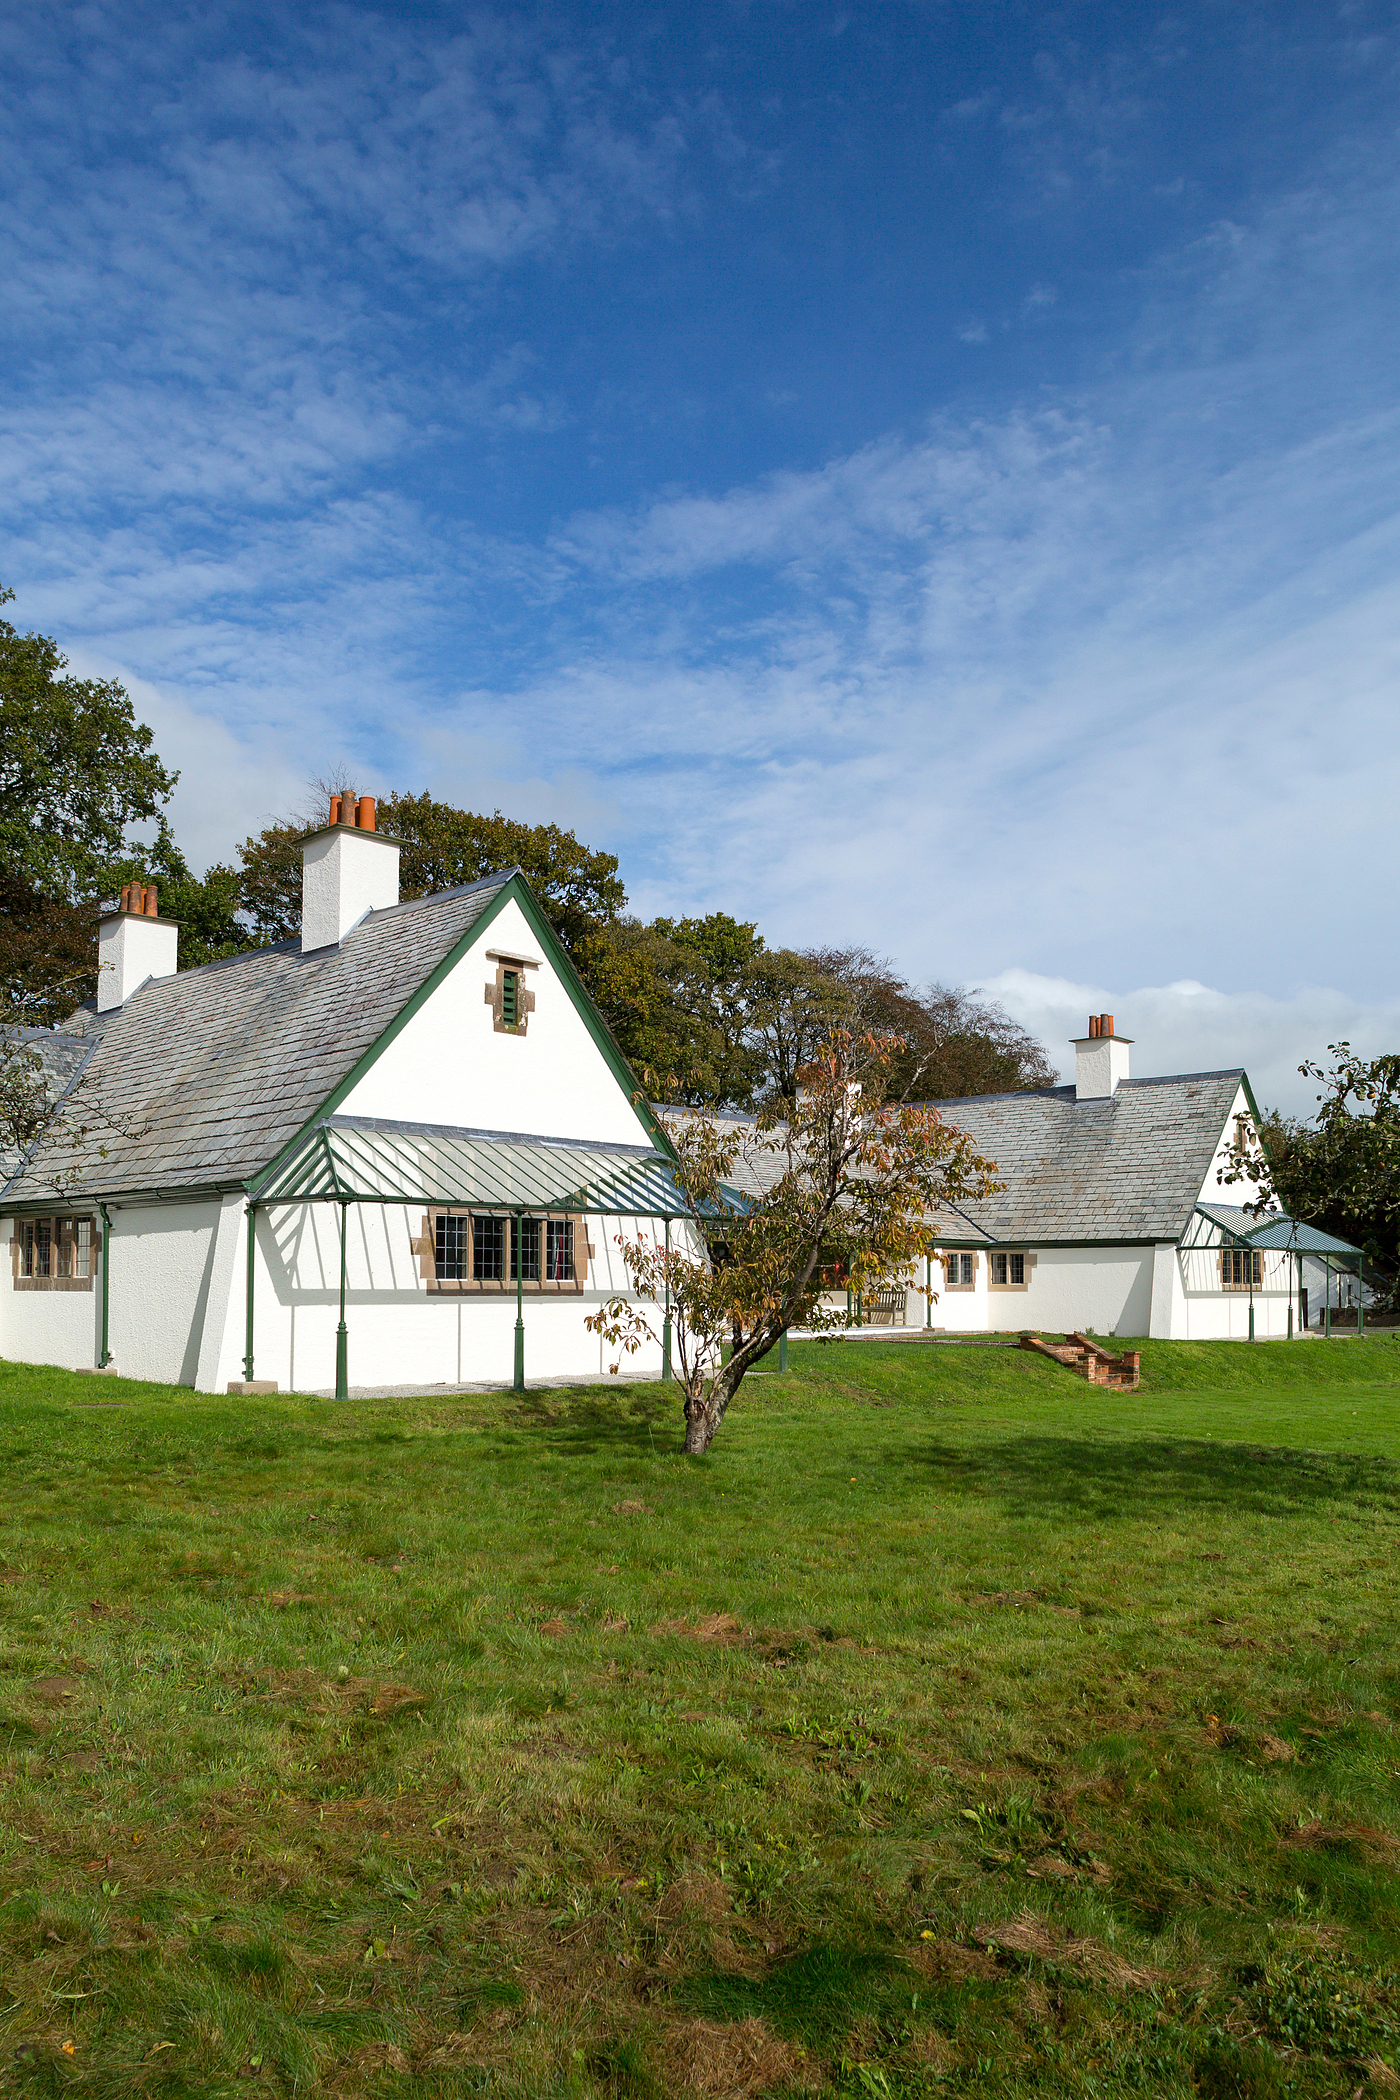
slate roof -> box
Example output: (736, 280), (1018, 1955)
(658, 1069), (1246, 1246)
(0, 1028), (100, 1188)
(920, 1072), (1245, 1243)
(1, 871), (515, 1207)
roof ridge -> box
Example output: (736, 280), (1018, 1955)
(362, 866), (518, 923)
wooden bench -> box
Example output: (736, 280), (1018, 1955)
(864, 1288), (907, 1327)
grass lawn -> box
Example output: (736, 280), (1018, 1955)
(1, 1336), (1399, 2098)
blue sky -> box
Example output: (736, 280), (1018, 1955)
(3, 1), (1398, 1108)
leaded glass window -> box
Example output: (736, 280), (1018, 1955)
(435, 1213), (468, 1281)
(473, 1214), (505, 1281)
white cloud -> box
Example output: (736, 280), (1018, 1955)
(0, 2), (1396, 1078)
(979, 970), (1400, 1118)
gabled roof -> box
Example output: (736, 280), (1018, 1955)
(660, 1070), (1248, 1246)
(917, 1071), (1246, 1244)
(3, 871), (525, 1206)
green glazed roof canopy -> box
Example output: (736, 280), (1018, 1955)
(1192, 1202), (1362, 1257)
(249, 1114), (738, 1219)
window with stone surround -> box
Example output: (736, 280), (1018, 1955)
(1220, 1246), (1263, 1290)
(10, 1216), (97, 1291)
(989, 1250), (1034, 1290)
(418, 1211), (591, 1293)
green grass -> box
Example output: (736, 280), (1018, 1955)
(1, 1335), (1398, 2097)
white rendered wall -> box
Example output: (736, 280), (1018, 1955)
(0, 1203), (221, 1384)
(0, 1215), (102, 1371)
(989, 1245), (1155, 1337)
(236, 1201), (670, 1392)
(1150, 1242), (1187, 1337)
(931, 1258), (988, 1333)
(920, 1243), (1154, 1337)
(1173, 1242), (1297, 1339)
(341, 896), (653, 1147)
(1198, 1084), (1267, 1212)
(107, 1203), (221, 1384)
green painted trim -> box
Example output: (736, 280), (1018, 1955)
(335, 1201), (349, 1401)
(243, 1204), (256, 1383)
(98, 1202), (112, 1367)
(513, 1213), (525, 1392)
(937, 1234), (1212, 1251)
(250, 872), (671, 1202)
(4, 1183), (243, 1217)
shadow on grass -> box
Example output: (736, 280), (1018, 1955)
(510, 1383), (679, 1456)
(910, 1433), (1395, 1519)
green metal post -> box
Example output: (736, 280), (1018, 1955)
(334, 1201), (349, 1401)
(925, 1254), (932, 1328)
(662, 1218), (672, 1381)
(98, 1203), (112, 1368)
(513, 1214), (525, 1391)
(243, 1203), (256, 1382)
(1358, 1256), (1366, 1338)
(1325, 1257), (1331, 1338)
(778, 1329), (788, 1373)
(1248, 1247), (1254, 1343)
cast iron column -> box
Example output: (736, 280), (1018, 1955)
(513, 1214), (525, 1391)
(335, 1201), (349, 1401)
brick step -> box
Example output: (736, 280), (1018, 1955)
(1020, 1330), (1140, 1392)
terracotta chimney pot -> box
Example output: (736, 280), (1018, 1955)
(1102, 1013), (1114, 1037)
(1088, 1014), (1099, 1038)
(356, 795), (375, 831)
(328, 795), (341, 826)
(145, 886), (159, 917)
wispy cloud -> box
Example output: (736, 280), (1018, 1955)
(980, 971), (1400, 1119)
(0, 1), (1396, 1098)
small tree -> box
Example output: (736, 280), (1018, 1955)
(587, 1028), (1001, 1454)
(1219, 1043), (1400, 1306)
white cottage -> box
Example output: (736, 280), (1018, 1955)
(2, 827), (1364, 1385)
(892, 1017), (1360, 1340)
(1, 805), (695, 1393)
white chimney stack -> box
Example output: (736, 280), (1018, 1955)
(300, 794), (400, 952)
(1072, 1012), (1132, 1100)
(97, 885), (179, 1012)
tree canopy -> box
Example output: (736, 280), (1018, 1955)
(1245, 1045), (1400, 1306)
(0, 584), (177, 1019)
(224, 789), (627, 961)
